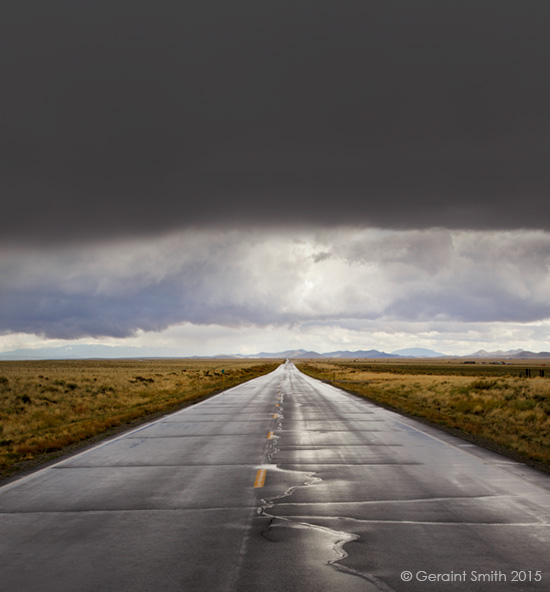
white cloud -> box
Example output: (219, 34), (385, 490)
(2, 319), (550, 357)
(1, 227), (550, 353)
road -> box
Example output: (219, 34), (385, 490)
(1, 361), (549, 591)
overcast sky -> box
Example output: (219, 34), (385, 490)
(2, 1), (550, 356)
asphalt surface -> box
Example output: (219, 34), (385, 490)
(1, 361), (549, 591)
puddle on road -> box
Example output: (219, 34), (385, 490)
(257, 394), (396, 592)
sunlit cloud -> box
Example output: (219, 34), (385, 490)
(1, 227), (550, 355)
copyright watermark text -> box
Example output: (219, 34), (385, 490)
(401, 570), (543, 583)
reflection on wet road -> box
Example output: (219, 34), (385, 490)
(1, 362), (549, 591)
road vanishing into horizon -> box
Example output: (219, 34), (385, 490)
(1, 362), (550, 591)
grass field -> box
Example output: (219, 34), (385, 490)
(0, 359), (278, 479)
(296, 358), (550, 471)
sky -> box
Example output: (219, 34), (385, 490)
(2, 1), (550, 357)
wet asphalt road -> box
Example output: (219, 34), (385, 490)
(1, 361), (549, 591)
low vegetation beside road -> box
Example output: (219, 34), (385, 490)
(0, 359), (277, 480)
(297, 359), (550, 471)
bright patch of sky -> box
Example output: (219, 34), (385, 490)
(2, 227), (550, 356)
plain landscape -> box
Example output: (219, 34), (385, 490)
(0, 359), (277, 480)
(297, 358), (550, 471)
(1, 356), (549, 481)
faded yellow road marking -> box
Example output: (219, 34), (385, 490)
(275, 403), (280, 407)
(273, 413), (278, 418)
(254, 469), (267, 488)
(267, 431), (273, 439)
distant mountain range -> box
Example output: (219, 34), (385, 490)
(391, 347), (445, 358)
(1, 345), (549, 361)
(201, 347), (550, 360)
(0, 344), (145, 360)
(240, 349), (400, 359)
(468, 349), (550, 359)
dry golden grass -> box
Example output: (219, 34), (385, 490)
(0, 359), (277, 477)
(297, 359), (550, 469)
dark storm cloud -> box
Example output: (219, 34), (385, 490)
(2, 1), (550, 245)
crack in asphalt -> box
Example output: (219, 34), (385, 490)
(268, 493), (537, 506)
(257, 389), (397, 592)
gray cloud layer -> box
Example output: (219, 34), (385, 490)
(3, 1), (550, 245)
(2, 229), (550, 339)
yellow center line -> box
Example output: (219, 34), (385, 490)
(254, 469), (267, 488)
(267, 431), (273, 439)
(273, 413), (278, 418)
